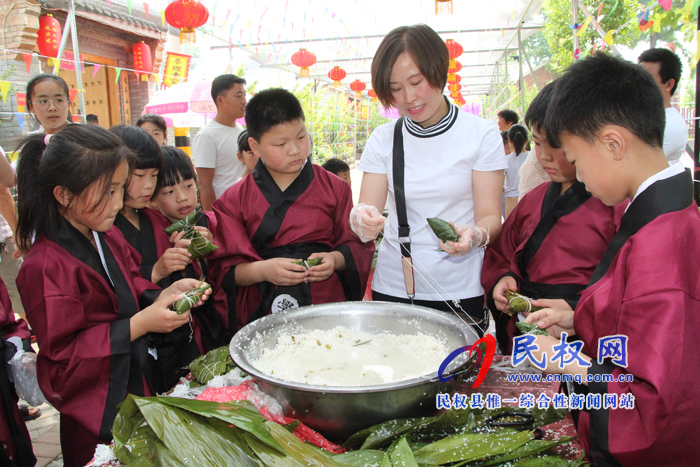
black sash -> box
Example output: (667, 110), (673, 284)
(581, 169), (692, 467)
(588, 169), (693, 286)
(517, 181), (592, 277)
(48, 219), (148, 440)
(392, 117), (410, 258)
(0, 336), (36, 467)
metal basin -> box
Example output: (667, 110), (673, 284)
(229, 301), (479, 440)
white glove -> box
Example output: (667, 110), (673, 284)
(439, 223), (485, 257)
(350, 203), (387, 243)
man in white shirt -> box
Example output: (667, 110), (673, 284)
(638, 48), (688, 165)
(193, 74), (247, 211)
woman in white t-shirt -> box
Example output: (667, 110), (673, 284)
(350, 25), (506, 335)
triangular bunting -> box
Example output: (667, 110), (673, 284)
(22, 53), (32, 74)
(115, 68), (122, 84)
(69, 88), (79, 103)
(144, 3), (149, 20)
(92, 64), (102, 79)
(576, 15), (593, 36)
(0, 81), (10, 103)
(126, 0), (132, 14)
(658, 0), (672, 12)
(15, 113), (25, 130)
(161, 10), (166, 28)
(604, 29), (616, 46)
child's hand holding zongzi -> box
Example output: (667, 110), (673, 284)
(439, 223), (485, 257)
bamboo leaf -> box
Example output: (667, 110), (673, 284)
(427, 217), (459, 243)
(351, 416), (433, 450)
(332, 450), (386, 467)
(154, 397), (282, 453)
(462, 437), (577, 466)
(245, 431), (306, 467)
(413, 430), (533, 464)
(387, 437), (419, 467)
(266, 421), (348, 467)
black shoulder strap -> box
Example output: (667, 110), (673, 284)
(392, 117), (410, 257)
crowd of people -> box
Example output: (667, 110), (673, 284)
(0, 22), (697, 467)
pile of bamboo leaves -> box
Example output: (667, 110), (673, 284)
(110, 394), (585, 466)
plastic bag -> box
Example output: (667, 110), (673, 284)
(10, 350), (47, 406)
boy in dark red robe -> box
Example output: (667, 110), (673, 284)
(481, 81), (623, 354)
(526, 54), (700, 465)
(209, 88), (373, 334)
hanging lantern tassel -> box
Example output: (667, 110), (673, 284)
(435, 0), (453, 15)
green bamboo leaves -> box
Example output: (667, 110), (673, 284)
(163, 211), (218, 259)
(171, 283), (210, 314)
(504, 291), (544, 316)
(293, 257), (323, 268)
(515, 322), (549, 336)
(188, 346), (237, 385)
(427, 217), (458, 243)
(412, 430), (533, 464)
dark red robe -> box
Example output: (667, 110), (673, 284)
(17, 219), (161, 467)
(0, 276), (35, 467)
(209, 162), (374, 334)
(481, 181), (623, 353)
(573, 170), (700, 466)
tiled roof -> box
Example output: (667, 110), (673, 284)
(38, 0), (167, 32)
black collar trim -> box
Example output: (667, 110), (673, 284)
(404, 97), (458, 138)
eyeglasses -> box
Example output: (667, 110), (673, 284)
(31, 98), (69, 111)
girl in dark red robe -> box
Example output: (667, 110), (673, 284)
(15, 125), (209, 467)
(110, 127), (201, 392)
(151, 146), (227, 352)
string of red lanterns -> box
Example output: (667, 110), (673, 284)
(327, 66), (347, 87)
(350, 79), (366, 98)
(292, 48), (317, 77)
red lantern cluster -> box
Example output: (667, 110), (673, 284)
(368, 89), (377, 103)
(447, 74), (461, 85)
(350, 79), (366, 98)
(38, 15), (61, 58)
(448, 83), (462, 93)
(165, 0), (209, 44)
(445, 39), (463, 69)
(132, 42), (152, 81)
(448, 60), (462, 83)
(327, 66), (347, 87)
(292, 48), (316, 78)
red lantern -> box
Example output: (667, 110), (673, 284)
(165, 0), (209, 44)
(450, 91), (460, 99)
(132, 42), (152, 81)
(291, 48), (316, 78)
(350, 79), (366, 98)
(445, 39), (463, 69)
(368, 89), (377, 103)
(447, 74), (461, 85)
(448, 83), (462, 93)
(327, 66), (347, 87)
(448, 60), (462, 83)
(37, 15), (61, 58)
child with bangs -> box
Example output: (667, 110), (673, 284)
(152, 146), (226, 351)
(15, 125), (209, 466)
(110, 125), (201, 389)
(208, 88), (373, 335)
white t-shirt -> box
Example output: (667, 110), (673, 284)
(192, 120), (246, 199)
(359, 104), (507, 301)
(663, 107), (687, 165)
(504, 151), (528, 198)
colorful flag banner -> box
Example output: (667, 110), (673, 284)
(115, 67), (122, 84)
(15, 112), (25, 130)
(22, 53), (32, 74)
(92, 64), (102, 79)
(0, 81), (10, 103)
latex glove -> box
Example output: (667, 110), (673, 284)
(350, 203), (386, 243)
(439, 223), (484, 257)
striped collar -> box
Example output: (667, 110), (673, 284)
(404, 97), (459, 138)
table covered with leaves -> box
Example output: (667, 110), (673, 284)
(102, 350), (585, 466)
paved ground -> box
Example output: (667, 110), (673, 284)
(24, 400), (62, 466)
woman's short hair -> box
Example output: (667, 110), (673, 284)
(371, 24), (449, 108)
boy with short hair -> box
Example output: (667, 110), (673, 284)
(526, 53), (700, 465)
(321, 157), (351, 186)
(209, 88), (373, 333)
(482, 81), (622, 354)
